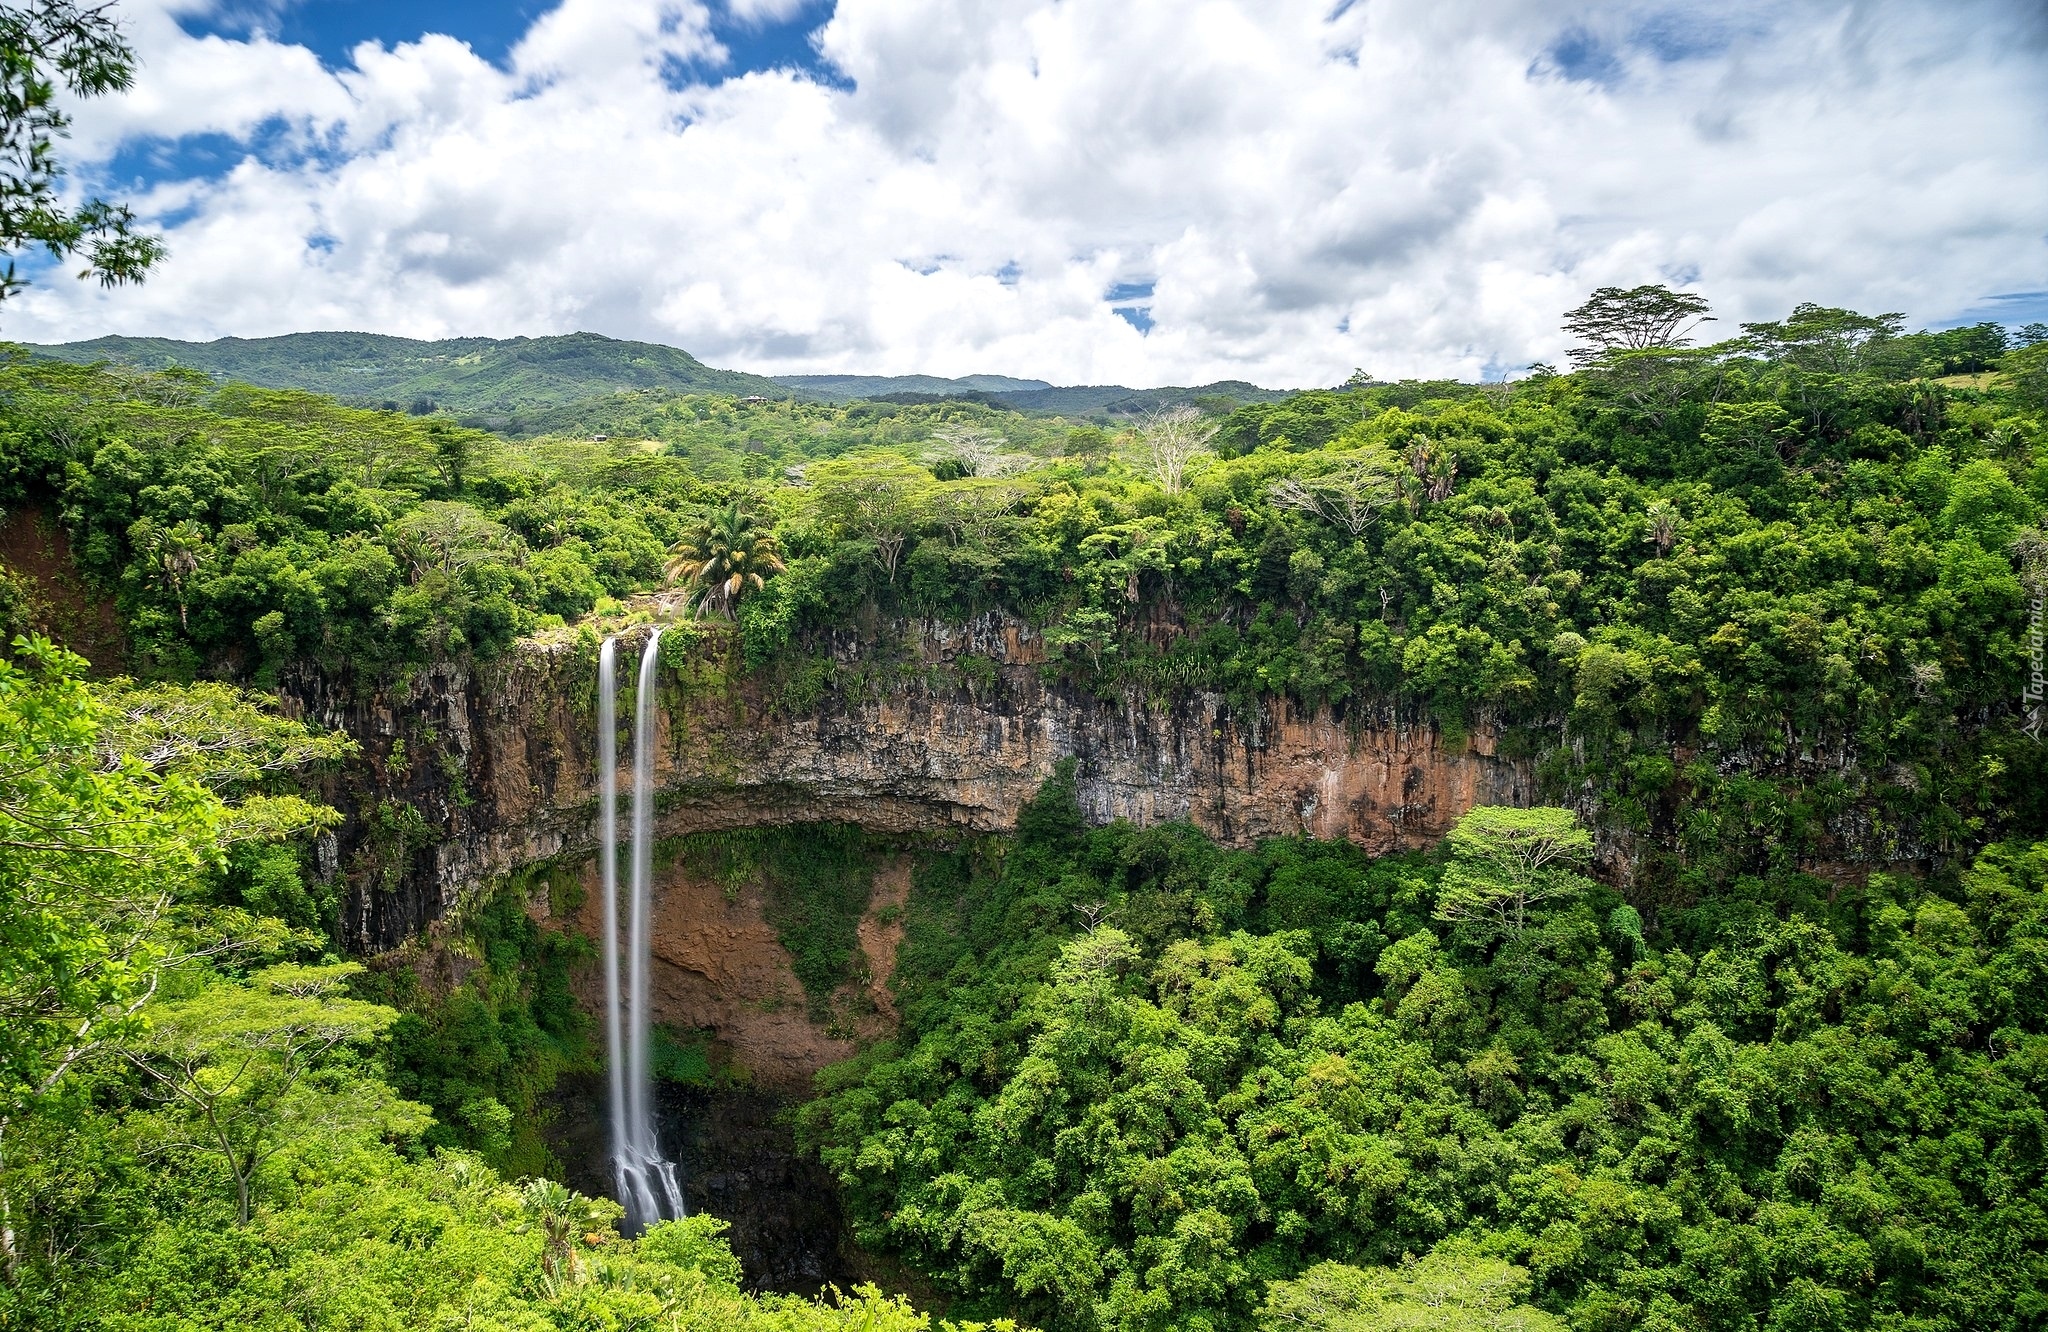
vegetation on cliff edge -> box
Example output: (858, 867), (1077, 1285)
(0, 288), (2043, 1330)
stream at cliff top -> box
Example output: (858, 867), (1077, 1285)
(600, 631), (687, 1233)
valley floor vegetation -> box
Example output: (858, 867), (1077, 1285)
(801, 767), (2048, 1332)
(0, 289), (2042, 1330)
(0, 636), (1014, 1331)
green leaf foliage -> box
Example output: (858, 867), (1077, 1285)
(1262, 1247), (1566, 1331)
(800, 787), (2048, 1331)
(3, 289), (2047, 1331)
(0, 668), (1004, 1330)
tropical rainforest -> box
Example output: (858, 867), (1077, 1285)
(3, 3), (2042, 1330)
(0, 282), (2043, 1332)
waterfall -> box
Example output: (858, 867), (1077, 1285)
(599, 630), (687, 1232)
(598, 638), (627, 1214)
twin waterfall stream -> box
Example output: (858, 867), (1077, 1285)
(598, 632), (688, 1232)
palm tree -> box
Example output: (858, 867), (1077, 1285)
(133, 518), (208, 632)
(663, 503), (785, 619)
(1644, 498), (1682, 555)
(519, 1176), (581, 1285)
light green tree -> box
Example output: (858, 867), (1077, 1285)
(1701, 399), (1801, 460)
(0, 637), (347, 1274)
(128, 516), (209, 632)
(0, 0), (165, 302)
(425, 418), (491, 492)
(1132, 405), (1218, 495)
(2007, 340), (2048, 411)
(1434, 806), (1595, 938)
(126, 962), (426, 1224)
(0, 639), (225, 1109)
(1269, 444), (1403, 538)
(928, 477), (1027, 547)
(93, 677), (355, 843)
(519, 1175), (622, 1286)
(927, 425), (1024, 477)
(1042, 605), (1118, 670)
(1562, 284), (1715, 363)
(808, 455), (932, 580)
(1740, 302), (1903, 376)
(388, 500), (524, 582)
(1643, 498), (1682, 555)
(1262, 1248), (1566, 1331)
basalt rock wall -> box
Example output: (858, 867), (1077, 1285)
(281, 614), (1536, 955)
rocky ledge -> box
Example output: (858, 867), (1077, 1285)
(281, 612), (1534, 955)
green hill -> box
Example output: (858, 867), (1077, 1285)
(996, 378), (1295, 414)
(772, 372), (1297, 414)
(24, 330), (798, 421)
(771, 372), (1054, 400)
(26, 332), (1300, 426)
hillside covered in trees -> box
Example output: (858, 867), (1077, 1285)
(0, 290), (2045, 1332)
(27, 332), (1297, 435)
(27, 331), (798, 419)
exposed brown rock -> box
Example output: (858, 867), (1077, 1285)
(856, 860), (911, 1024)
(0, 506), (128, 674)
(551, 849), (908, 1088)
(282, 612), (1533, 955)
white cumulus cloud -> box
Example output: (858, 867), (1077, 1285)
(9, 0), (2046, 386)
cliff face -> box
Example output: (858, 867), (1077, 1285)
(515, 852), (909, 1089)
(282, 613), (1535, 956)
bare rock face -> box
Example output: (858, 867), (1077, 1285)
(281, 613), (1534, 956)
(543, 852), (911, 1089)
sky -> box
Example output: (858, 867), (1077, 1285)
(6, 0), (2046, 387)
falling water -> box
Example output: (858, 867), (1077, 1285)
(598, 638), (627, 1214)
(599, 630), (687, 1232)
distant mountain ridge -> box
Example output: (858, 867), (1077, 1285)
(773, 372), (1295, 414)
(772, 372), (1054, 399)
(21, 331), (1296, 423)
(997, 380), (1293, 414)
(24, 331), (794, 416)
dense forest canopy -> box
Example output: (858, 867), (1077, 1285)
(799, 772), (2048, 1332)
(3, 299), (2040, 872)
(0, 290), (2043, 1331)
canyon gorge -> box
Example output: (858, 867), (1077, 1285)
(269, 609), (1534, 1287)
(280, 610), (1534, 1085)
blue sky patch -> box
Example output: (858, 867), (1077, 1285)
(1630, 12), (1734, 64)
(178, 0), (845, 81)
(127, 3), (850, 198)
(97, 130), (251, 197)
(1538, 27), (1624, 87)
(1937, 289), (2048, 329)
(711, 1), (846, 86)
(86, 116), (353, 213)
(1108, 280), (1154, 334)
(178, 0), (543, 69)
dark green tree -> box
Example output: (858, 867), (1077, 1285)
(2008, 339), (2048, 411)
(663, 502), (785, 618)
(1562, 284), (1714, 364)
